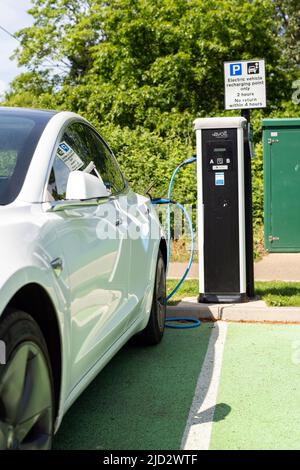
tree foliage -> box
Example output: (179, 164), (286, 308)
(274, 0), (300, 69)
(2, 0), (300, 226)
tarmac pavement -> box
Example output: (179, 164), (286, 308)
(169, 253), (300, 282)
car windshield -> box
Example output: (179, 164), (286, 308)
(0, 109), (55, 205)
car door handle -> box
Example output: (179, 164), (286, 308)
(141, 205), (150, 216)
(50, 257), (63, 276)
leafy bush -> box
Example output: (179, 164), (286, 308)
(3, 0), (300, 235)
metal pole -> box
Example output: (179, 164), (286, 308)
(241, 108), (255, 298)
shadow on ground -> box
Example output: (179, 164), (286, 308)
(193, 403), (231, 425)
(54, 324), (213, 450)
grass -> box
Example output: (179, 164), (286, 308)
(170, 237), (198, 263)
(255, 281), (300, 307)
(167, 279), (300, 307)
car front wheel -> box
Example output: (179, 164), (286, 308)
(137, 249), (166, 345)
(0, 310), (54, 450)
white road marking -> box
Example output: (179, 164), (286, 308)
(181, 321), (228, 450)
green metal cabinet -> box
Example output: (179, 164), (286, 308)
(263, 118), (300, 252)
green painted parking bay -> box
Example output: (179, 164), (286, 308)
(210, 323), (300, 450)
(54, 323), (300, 450)
(54, 324), (213, 450)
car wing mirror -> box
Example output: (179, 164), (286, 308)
(66, 171), (110, 200)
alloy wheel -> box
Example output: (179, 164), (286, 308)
(0, 341), (53, 450)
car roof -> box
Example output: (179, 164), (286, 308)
(0, 106), (58, 120)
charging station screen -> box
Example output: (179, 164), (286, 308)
(207, 141), (233, 173)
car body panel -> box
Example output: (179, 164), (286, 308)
(47, 199), (131, 391)
(0, 108), (163, 432)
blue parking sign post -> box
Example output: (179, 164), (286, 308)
(241, 107), (255, 298)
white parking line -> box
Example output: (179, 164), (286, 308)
(181, 321), (228, 450)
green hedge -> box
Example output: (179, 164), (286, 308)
(99, 121), (264, 228)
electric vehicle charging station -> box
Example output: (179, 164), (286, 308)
(195, 117), (252, 303)
(154, 59), (262, 308)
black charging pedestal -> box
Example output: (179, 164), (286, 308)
(195, 117), (255, 303)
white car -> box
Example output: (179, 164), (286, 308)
(0, 107), (167, 450)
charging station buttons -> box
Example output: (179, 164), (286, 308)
(207, 141), (233, 173)
(209, 157), (229, 171)
(208, 154), (232, 172)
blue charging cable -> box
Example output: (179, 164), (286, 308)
(151, 156), (201, 329)
(166, 156), (197, 270)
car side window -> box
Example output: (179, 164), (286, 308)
(46, 121), (125, 201)
(86, 128), (125, 194)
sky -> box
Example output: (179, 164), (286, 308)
(0, 0), (33, 96)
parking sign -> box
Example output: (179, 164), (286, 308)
(224, 59), (266, 110)
(230, 63), (242, 76)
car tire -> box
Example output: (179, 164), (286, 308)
(137, 249), (166, 346)
(0, 310), (54, 450)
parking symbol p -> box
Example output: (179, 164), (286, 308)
(230, 63), (242, 76)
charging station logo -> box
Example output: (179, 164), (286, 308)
(212, 130), (228, 139)
(230, 63), (242, 76)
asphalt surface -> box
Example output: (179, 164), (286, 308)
(169, 253), (300, 281)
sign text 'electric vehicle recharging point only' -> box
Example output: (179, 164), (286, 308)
(195, 117), (251, 303)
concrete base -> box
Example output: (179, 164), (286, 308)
(167, 296), (300, 323)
